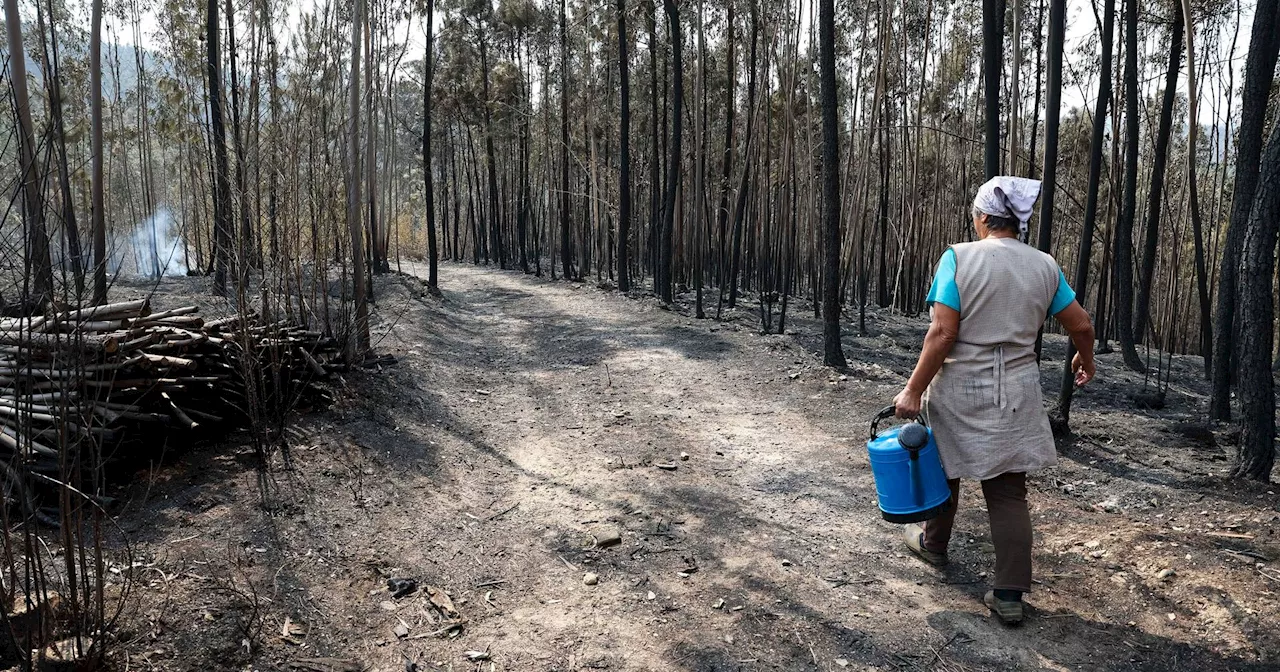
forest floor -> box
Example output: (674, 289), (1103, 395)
(105, 262), (1279, 672)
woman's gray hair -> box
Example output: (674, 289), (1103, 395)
(971, 205), (1019, 233)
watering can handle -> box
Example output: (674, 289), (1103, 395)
(869, 405), (929, 440)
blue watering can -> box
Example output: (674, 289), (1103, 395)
(866, 406), (952, 523)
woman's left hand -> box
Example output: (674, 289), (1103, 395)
(893, 387), (922, 419)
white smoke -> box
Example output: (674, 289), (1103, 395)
(113, 207), (188, 279)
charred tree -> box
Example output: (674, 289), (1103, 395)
(559, 0), (573, 280)
(91, 0), (107, 304)
(618, 0), (632, 293)
(207, 0), (234, 295)
(727, 0), (758, 310)
(424, 0), (439, 292)
(1112, 0), (1145, 372)
(982, 0), (1003, 179)
(658, 0), (684, 304)
(1033, 0), (1064, 358)
(1234, 125), (1280, 482)
(819, 0), (847, 368)
(1057, 0), (1114, 426)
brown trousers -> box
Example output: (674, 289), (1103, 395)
(922, 472), (1032, 593)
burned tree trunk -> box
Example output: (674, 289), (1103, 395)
(559, 0), (573, 280)
(1112, 0), (1146, 372)
(1038, 0), (1066, 251)
(819, 0), (846, 368)
(424, 0), (439, 292)
(207, 0), (235, 295)
(659, 0), (684, 304)
(727, 0), (758, 310)
(1234, 126), (1280, 482)
(91, 0), (107, 305)
(618, 0), (632, 293)
(1057, 0), (1114, 426)
(981, 0), (1003, 179)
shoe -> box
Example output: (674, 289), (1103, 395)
(903, 523), (948, 566)
(984, 590), (1025, 625)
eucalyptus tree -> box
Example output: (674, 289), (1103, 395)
(349, 0), (372, 358)
(91, 0), (107, 304)
(5, 0), (55, 304)
(208, 0), (235, 294)
(1179, 0), (1211, 374)
(657, 0), (682, 303)
(559, 0), (573, 279)
(35, 0), (85, 297)
(450, 0), (507, 269)
(1058, 0), (1114, 425)
(1133, 8), (1182, 348)
(424, 0), (440, 291)
(1035, 0), (1063, 253)
(617, 0), (632, 292)
(1112, 0), (1145, 372)
(724, 0), (758, 313)
(818, 0), (845, 368)
(981, 0), (1002, 179)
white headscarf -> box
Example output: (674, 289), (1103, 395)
(973, 176), (1042, 235)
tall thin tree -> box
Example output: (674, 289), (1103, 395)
(348, 0), (371, 359)
(981, 0), (1003, 179)
(618, 0), (632, 292)
(424, 0), (439, 292)
(559, 0), (573, 280)
(91, 0), (107, 305)
(659, 0), (683, 304)
(1112, 0), (1145, 372)
(1057, 0), (1114, 425)
(1133, 10), (1182, 345)
(726, 0), (758, 310)
(37, 0), (85, 297)
(1037, 0), (1063, 252)
(818, 0), (846, 368)
(1180, 0), (1211, 373)
(208, 0), (234, 295)
(5, 0), (55, 304)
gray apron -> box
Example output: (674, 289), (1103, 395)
(923, 238), (1061, 481)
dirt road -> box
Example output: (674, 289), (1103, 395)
(122, 263), (1278, 671)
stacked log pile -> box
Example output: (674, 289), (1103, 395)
(0, 299), (341, 510)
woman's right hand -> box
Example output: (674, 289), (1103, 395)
(893, 387), (923, 419)
(1072, 351), (1095, 387)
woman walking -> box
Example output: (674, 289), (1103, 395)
(892, 176), (1096, 625)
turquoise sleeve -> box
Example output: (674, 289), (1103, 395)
(926, 249), (960, 312)
(1049, 270), (1077, 315)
